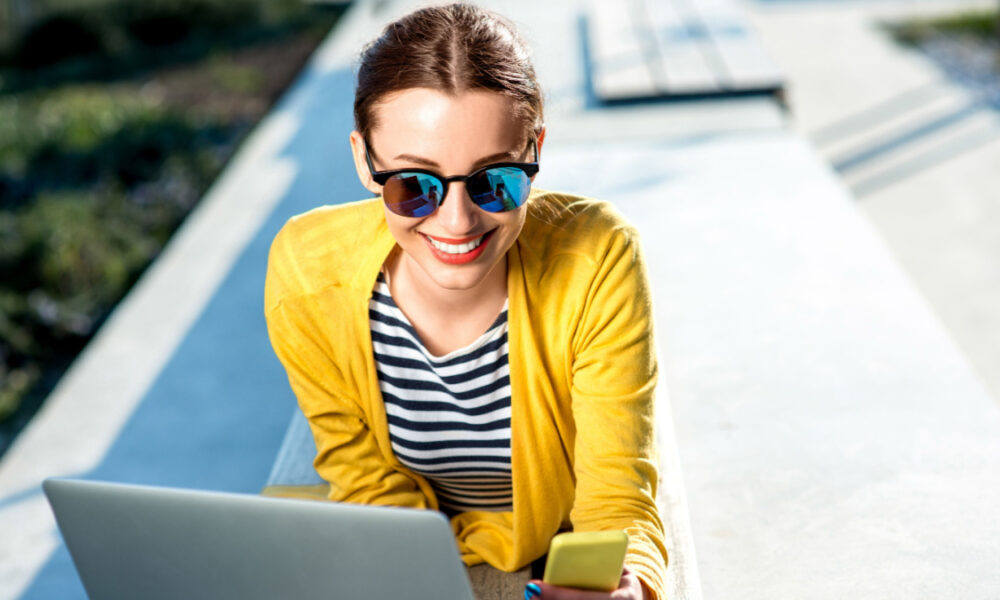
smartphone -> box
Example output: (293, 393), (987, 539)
(542, 530), (628, 591)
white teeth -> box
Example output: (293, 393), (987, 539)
(428, 233), (487, 254)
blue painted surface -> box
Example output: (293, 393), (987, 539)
(20, 64), (367, 599)
(266, 409), (326, 488)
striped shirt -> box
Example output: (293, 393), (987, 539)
(369, 272), (513, 514)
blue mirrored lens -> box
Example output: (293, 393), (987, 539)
(383, 172), (444, 217)
(469, 167), (530, 213)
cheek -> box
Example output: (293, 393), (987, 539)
(496, 212), (526, 244)
(383, 209), (420, 242)
(504, 209), (527, 234)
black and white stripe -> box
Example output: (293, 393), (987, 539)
(370, 273), (513, 513)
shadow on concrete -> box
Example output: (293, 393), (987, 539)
(810, 75), (1000, 198)
(830, 100), (982, 172)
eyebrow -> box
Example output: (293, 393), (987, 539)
(391, 149), (521, 170)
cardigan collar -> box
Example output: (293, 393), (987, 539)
(349, 198), (397, 293)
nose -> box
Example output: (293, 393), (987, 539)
(434, 182), (479, 233)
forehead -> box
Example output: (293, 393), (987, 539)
(368, 88), (528, 167)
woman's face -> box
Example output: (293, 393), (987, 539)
(350, 88), (541, 295)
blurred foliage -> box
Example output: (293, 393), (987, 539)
(0, 0), (328, 93)
(0, 0), (345, 434)
(0, 88), (226, 205)
(889, 9), (1000, 45)
(208, 57), (266, 94)
(0, 88), (229, 422)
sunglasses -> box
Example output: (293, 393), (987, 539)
(364, 140), (539, 218)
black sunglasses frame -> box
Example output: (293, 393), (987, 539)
(363, 139), (540, 213)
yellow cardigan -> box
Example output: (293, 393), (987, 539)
(264, 189), (668, 599)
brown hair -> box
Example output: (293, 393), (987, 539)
(354, 3), (543, 145)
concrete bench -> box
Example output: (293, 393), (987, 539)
(586, 0), (785, 103)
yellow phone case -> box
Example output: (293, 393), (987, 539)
(542, 530), (629, 591)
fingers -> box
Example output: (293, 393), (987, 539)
(525, 580), (613, 600)
(524, 569), (644, 600)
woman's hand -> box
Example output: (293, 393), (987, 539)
(524, 568), (651, 600)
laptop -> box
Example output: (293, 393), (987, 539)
(43, 478), (477, 600)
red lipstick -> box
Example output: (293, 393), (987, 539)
(424, 233), (483, 244)
(423, 229), (496, 265)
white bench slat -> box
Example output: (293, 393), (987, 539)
(594, 62), (661, 100)
(687, 0), (784, 90)
(643, 0), (721, 93)
(589, 0), (643, 60)
(711, 36), (785, 90)
(588, 0), (659, 99)
(587, 0), (784, 101)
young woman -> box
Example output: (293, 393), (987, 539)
(264, 4), (667, 599)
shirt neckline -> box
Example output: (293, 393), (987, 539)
(373, 272), (508, 361)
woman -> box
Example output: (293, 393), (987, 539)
(264, 4), (667, 599)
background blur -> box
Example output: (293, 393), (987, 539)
(0, 0), (346, 453)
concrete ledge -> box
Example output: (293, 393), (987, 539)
(539, 133), (1000, 597)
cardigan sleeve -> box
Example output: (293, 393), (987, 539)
(568, 224), (669, 600)
(265, 224), (432, 509)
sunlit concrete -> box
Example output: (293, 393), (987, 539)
(749, 0), (1000, 403)
(540, 134), (1000, 598)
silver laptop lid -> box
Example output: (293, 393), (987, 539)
(43, 478), (475, 600)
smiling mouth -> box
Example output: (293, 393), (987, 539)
(424, 230), (495, 255)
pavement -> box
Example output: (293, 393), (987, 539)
(747, 0), (1000, 403)
(1, 0), (999, 598)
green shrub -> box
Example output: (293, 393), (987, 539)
(0, 364), (39, 422)
(0, 0), (345, 435)
(14, 15), (107, 68)
(0, 0), (326, 92)
(0, 87), (230, 424)
(0, 88), (227, 204)
(890, 9), (1000, 45)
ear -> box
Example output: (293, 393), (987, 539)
(530, 126), (546, 182)
(349, 130), (382, 196)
